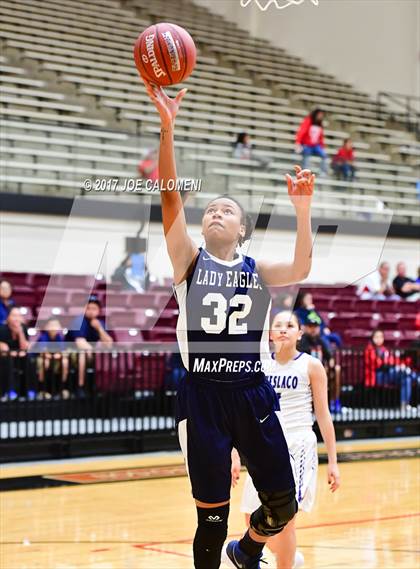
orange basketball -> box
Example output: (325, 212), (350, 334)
(134, 22), (197, 86)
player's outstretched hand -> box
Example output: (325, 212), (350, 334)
(142, 77), (187, 128)
(285, 165), (315, 211)
(328, 462), (340, 492)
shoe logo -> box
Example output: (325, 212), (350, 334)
(259, 414), (270, 423)
(206, 515), (223, 522)
(203, 256), (212, 260)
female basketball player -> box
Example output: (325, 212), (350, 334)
(142, 77), (315, 569)
(233, 311), (340, 569)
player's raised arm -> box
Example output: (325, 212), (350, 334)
(257, 165), (314, 286)
(142, 78), (199, 284)
(309, 358), (340, 492)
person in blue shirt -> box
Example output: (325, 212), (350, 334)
(0, 281), (15, 325)
(66, 296), (113, 397)
(294, 291), (342, 348)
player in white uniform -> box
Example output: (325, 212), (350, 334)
(232, 311), (340, 569)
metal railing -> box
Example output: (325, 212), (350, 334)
(377, 92), (420, 138)
(0, 347), (418, 442)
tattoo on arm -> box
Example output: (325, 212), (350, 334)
(161, 127), (169, 142)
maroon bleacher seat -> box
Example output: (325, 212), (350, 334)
(113, 329), (144, 344)
(353, 299), (376, 312)
(103, 292), (132, 309)
(109, 312), (138, 329)
(143, 328), (177, 342)
(128, 293), (157, 309)
(50, 274), (95, 288)
(32, 273), (51, 287)
(330, 297), (356, 312)
(68, 290), (105, 307)
(398, 315), (416, 330)
(37, 290), (70, 307)
(0, 272), (30, 286)
(344, 329), (371, 346)
(36, 306), (66, 320)
(374, 300), (398, 313)
(396, 301), (419, 315)
(399, 331), (419, 348)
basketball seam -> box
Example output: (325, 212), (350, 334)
(155, 23), (172, 84)
(168, 23), (187, 83)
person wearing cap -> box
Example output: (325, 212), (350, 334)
(66, 296), (113, 397)
(298, 312), (342, 414)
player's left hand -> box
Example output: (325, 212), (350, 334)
(328, 462), (340, 492)
(286, 165), (315, 210)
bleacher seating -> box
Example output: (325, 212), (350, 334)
(0, 271), (418, 350)
(0, 0), (419, 224)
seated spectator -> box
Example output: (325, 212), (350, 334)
(357, 261), (399, 300)
(0, 280), (15, 324)
(232, 132), (270, 168)
(298, 312), (341, 413)
(66, 296), (113, 397)
(296, 108), (328, 176)
(392, 262), (420, 301)
(272, 291), (294, 311)
(34, 318), (69, 400)
(332, 138), (356, 181)
(294, 291), (342, 348)
(0, 306), (36, 401)
(112, 253), (150, 292)
(364, 329), (415, 411)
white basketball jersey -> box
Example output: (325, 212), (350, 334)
(263, 352), (313, 431)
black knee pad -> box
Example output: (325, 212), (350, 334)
(193, 504), (229, 569)
(250, 489), (297, 537)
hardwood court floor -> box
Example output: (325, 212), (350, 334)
(1, 438), (419, 569)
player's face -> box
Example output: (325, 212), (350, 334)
(202, 199), (245, 247)
(270, 311), (301, 347)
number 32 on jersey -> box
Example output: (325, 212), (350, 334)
(201, 292), (252, 334)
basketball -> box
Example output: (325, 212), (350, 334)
(133, 23), (197, 86)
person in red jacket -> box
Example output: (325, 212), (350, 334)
(332, 138), (356, 181)
(364, 329), (415, 411)
(296, 108), (328, 176)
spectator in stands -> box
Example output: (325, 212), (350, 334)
(272, 291), (295, 311)
(392, 262), (420, 302)
(357, 261), (399, 300)
(296, 108), (328, 176)
(0, 306), (36, 401)
(299, 312), (342, 413)
(34, 318), (69, 400)
(364, 329), (415, 411)
(66, 295), (113, 397)
(112, 253), (150, 292)
(0, 280), (15, 324)
(138, 148), (159, 182)
(294, 291), (342, 348)
(332, 138), (356, 181)
(232, 132), (270, 168)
